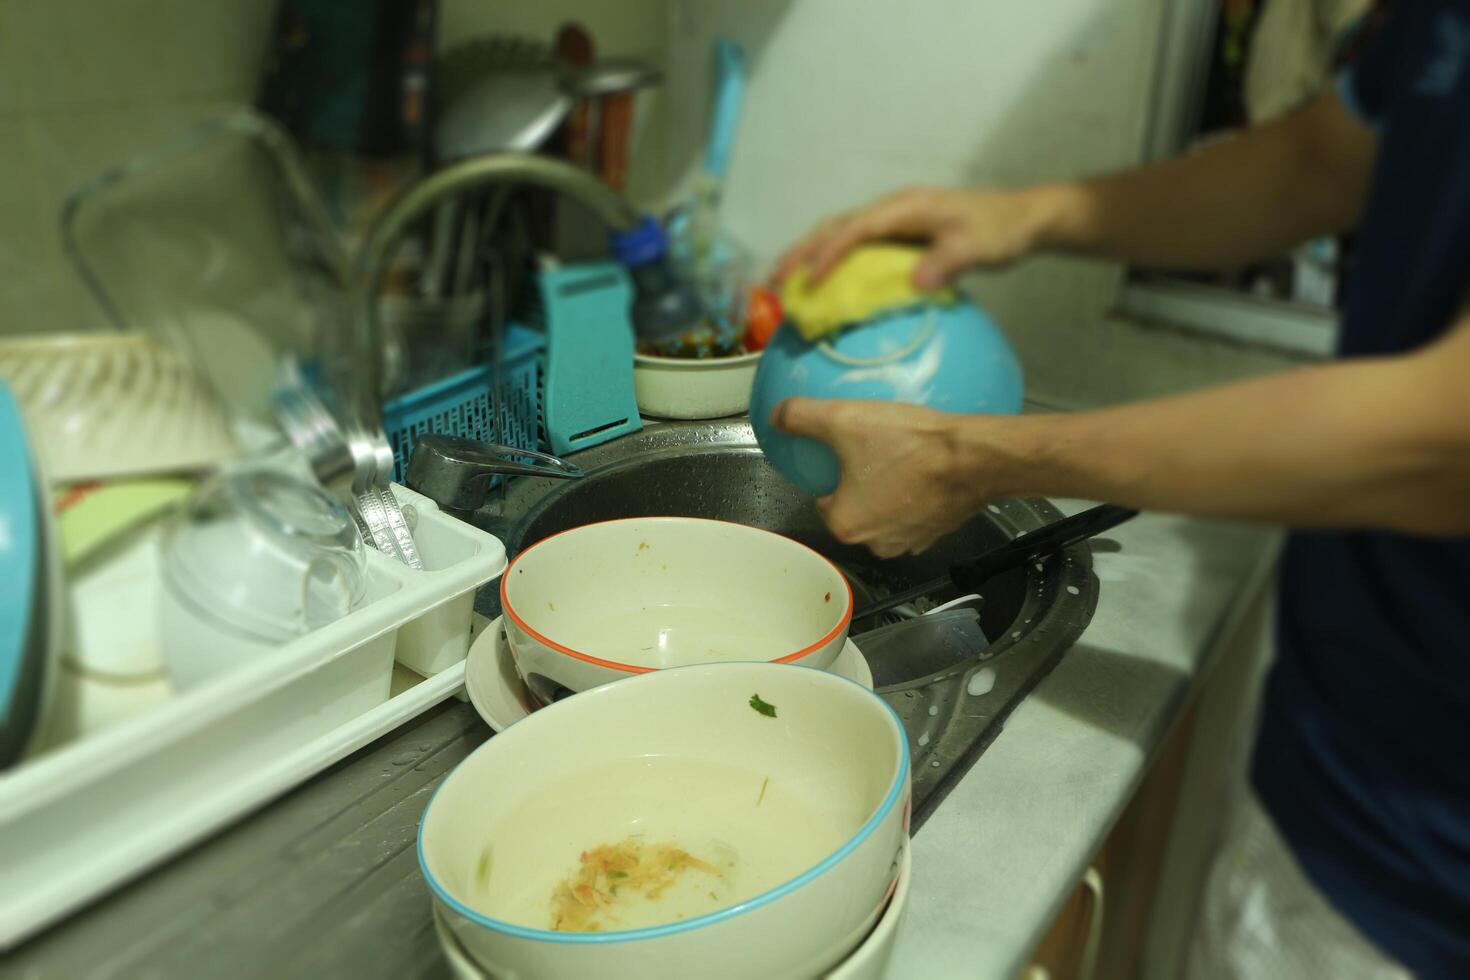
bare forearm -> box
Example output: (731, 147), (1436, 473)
(968, 341), (1470, 535)
(1020, 93), (1376, 271)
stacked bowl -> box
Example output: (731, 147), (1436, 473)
(420, 517), (912, 976)
(420, 661), (910, 978)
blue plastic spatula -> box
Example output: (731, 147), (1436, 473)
(666, 38), (746, 326)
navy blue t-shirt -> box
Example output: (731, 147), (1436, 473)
(1253, 3), (1470, 976)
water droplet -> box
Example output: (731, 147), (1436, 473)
(930, 760), (941, 768)
(967, 666), (997, 697)
(390, 754), (416, 766)
(987, 504), (1001, 514)
(1066, 585), (1081, 596)
(1033, 562), (1044, 572)
(927, 705), (938, 716)
(903, 690), (915, 698)
(917, 732), (930, 747)
(1010, 631), (1021, 639)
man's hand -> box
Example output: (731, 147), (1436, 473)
(771, 187), (1056, 289)
(772, 398), (992, 557)
(772, 306), (1470, 553)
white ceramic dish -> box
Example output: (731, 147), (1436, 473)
(827, 839), (912, 980)
(633, 349), (761, 420)
(465, 616), (875, 732)
(430, 840), (911, 979)
(501, 517), (852, 695)
(420, 661), (910, 980)
(0, 333), (237, 483)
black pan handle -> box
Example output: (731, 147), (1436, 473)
(949, 504), (1137, 593)
(853, 504), (1138, 621)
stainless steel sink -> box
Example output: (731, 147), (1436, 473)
(470, 419), (1100, 827)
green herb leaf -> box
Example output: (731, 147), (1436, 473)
(749, 693), (777, 718)
(608, 870), (628, 879)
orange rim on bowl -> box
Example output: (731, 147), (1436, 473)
(499, 517), (854, 674)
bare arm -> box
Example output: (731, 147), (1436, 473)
(1036, 91), (1377, 269)
(776, 311), (1470, 555)
(776, 91), (1377, 286)
(980, 315), (1470, 533)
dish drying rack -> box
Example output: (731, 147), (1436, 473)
(0, 484), (506, 948)
(381, 260), (643, 484)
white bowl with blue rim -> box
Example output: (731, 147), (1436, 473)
(418, 660), (910, 980)
(750, 299), (1023, 496)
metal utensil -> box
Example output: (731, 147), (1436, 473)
(272, 363), (423, 569)
(856, 608), (992, 692)
(406, 434), (584, 511)
(522, 672), (574, 708)
(427, 59), (573, 300)
(435, 65), (573, 163)
(853, 504), (1138, 621)
(561, 57), (664, 98)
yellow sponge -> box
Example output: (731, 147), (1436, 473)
(779, 244), (954, 342)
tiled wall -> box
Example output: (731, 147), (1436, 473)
(0, 0), (277, 335)
(0, 0), (670, 339)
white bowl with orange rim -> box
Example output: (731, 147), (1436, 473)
(500, 517), (852, 695)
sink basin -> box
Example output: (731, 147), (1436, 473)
(470, 419), (1100, 826)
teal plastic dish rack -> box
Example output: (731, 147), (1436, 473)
(381, 260), (644, 483)
(382, 324), (544, 484)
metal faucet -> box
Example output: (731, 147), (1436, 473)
(349, 153), (635, 424)
(349, 153), (703, 510)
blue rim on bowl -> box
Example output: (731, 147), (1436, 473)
(417, 662), (911, 946)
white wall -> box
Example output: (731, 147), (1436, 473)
(668, 0), (1162, 261)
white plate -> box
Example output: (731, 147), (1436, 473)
(431, 838), (911, 980)
(465, 617), (873, 732)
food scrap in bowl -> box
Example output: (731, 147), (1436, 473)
(550, 837), (728, 932)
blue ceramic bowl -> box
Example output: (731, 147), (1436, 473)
(749, 301), (1023, 495)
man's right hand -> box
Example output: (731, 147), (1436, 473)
(771, 186), (1057, 289)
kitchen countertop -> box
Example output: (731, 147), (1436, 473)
(890, 502), (1277, 978)
(5, 505), (1277, 980)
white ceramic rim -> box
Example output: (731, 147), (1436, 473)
(814, 304), (937, 367)
(428, 839), (913, 978)
(464, 619), (877, 732)
(499, 517), (854, 675)
(417, 661), (910, 946)
(632, 349), (763, 370)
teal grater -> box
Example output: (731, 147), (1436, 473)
(382, 260), (642, 479)
(523, 261), (643, 457)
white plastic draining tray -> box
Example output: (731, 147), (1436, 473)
(0, 484), (506, 948)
